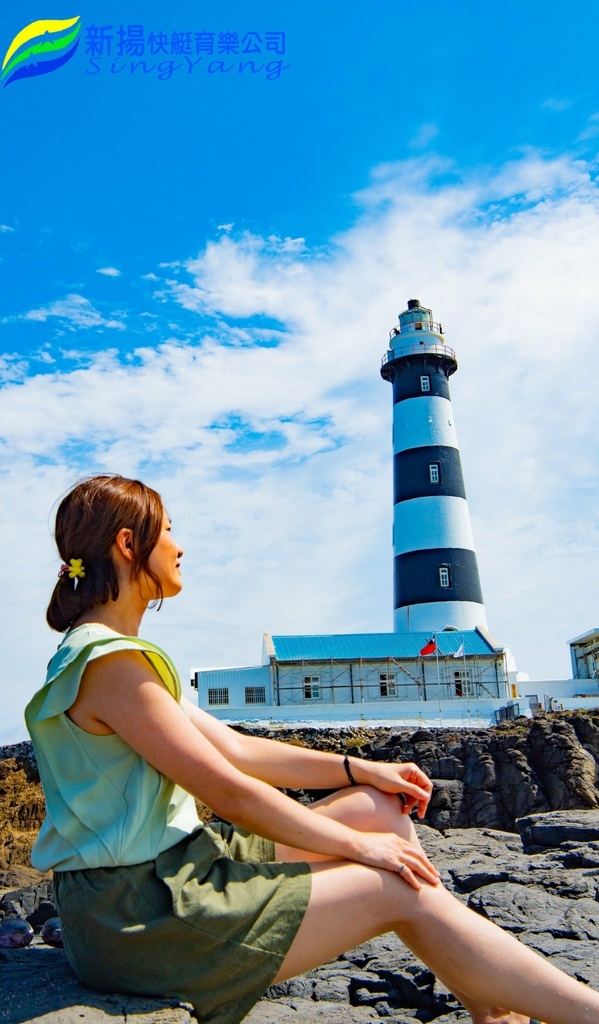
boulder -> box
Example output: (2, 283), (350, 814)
(517, 809), (599, 850)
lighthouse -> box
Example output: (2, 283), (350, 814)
(381, 299), (488, 634)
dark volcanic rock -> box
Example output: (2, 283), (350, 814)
(353, 713), (599, 831)
(517, 809), (599, 850)
(0, 881), (56, 932)
(0, 942), (195, 1023)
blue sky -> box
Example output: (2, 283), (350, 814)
(3, 0), (599, 740)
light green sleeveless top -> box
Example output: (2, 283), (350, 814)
(25, 624), (201, 872)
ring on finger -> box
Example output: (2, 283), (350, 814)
(398, 865), (405, 874)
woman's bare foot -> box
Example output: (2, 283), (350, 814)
(467, 1004), (534, 1023)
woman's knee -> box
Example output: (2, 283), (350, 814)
(355, 786), (411, 834)
(312, 785), (412, 836)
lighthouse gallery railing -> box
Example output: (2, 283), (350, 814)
(381, 340), (456, 368)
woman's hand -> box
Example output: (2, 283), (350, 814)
(348, 830), (441, 890)
(356, 761), (434, 818)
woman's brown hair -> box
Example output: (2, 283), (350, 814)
(46, 475), (166, 632)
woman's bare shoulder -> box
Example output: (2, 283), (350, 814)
(67, 648), (171, 735)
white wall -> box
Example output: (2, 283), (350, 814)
(205, 697), (519, 728)
(518, 679), (599, 700)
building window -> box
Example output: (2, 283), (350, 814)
(208, 687), (229, 706)
(379, 673), (397, 698)
(439, 565), (451, 588)
(303, 675), (321, 700)
(245, 686), (266, 705)
(429, 463), (440, 484)
(420, 375), (430, 392)
(454, 670), (474, 697)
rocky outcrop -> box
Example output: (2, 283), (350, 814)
(4, 813), (599, 1024)
(255, 713), (599, 833)
(4, 712), (599, 872)
(0, 743), (213, 883)
(0, 743), (46, 879)
(355, 715), (599, 832)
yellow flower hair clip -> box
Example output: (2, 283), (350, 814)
(59, 558), (86, 589)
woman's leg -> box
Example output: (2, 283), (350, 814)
(276, 786), (500, 1020)
(272, 786), (599, 1024)
(275, 784), (428, 862)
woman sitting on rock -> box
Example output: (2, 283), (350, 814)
(26, 474), (599, 1024)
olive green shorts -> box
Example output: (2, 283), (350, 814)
(53, 824), (312, 1024)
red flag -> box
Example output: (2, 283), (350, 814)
(420, 638), (436, 656)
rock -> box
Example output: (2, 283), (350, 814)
(0, 943), (195, 1024)
(517, 809), (599, 850)
(28, 901), (58, 931)
(563, 898), (599, 941)
(430, 1015), (470, 1023)
(462, 752), (496, 790)
(0, 881), (58, 936)
(526, 719), (599, 809)
(424, 780), (466, 831)
(244, 1000), (380, 1024)
(0, 748), (46, 875)
(0, 898), (27, 920)
(311, 976), (351, 1002)
(267, 979), (314, 1001)
(467, 881), (576, 935)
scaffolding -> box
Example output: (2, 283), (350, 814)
(273, 654), (505, 707)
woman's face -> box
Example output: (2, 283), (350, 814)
(144, 512), (184, 599)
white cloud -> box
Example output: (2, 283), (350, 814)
(542, 98), (573, 112)
(0, 353), (29, 382)
(96, 266), (121, 277)
(0, 224), (15, 232)
(171, 233), (310, 320)
(142, 272), (160, 281)
(21, 293), (126, 331)
(409, 122), (439, 149)
(4, 151), (599, 738)
(578, 112), (599, 141)
(33, 348), (54, 365)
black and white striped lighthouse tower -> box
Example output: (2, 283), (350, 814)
(381, 299), (487, 633)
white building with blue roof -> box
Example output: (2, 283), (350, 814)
(193, 627), (519, 727)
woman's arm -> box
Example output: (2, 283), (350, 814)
(78, 652), (439, 887)
(182, 697), (432, 817)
